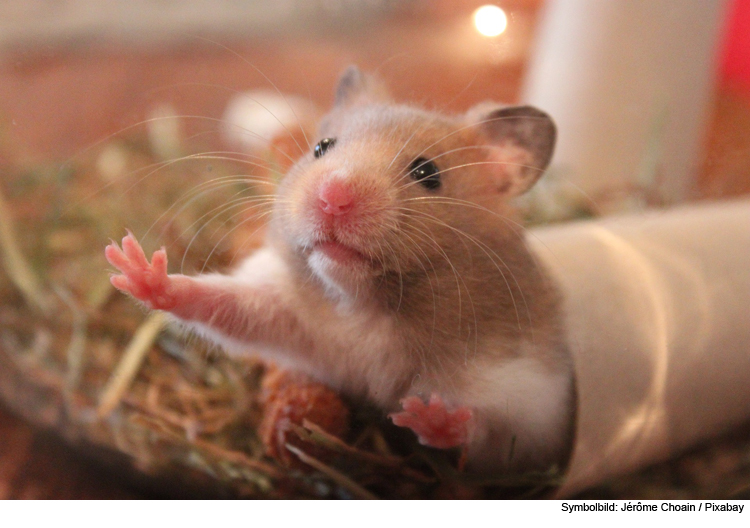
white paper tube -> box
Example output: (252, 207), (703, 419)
(527, 199), (750, 497)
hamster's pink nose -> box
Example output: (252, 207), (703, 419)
(318, 180), (354, 216)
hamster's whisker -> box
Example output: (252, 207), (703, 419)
(119, 150), (281, 183)
(404, 196), (524, 237)
(371, 236), (406, 311)
(101, 150), (282, 219)
(403, 195), (554, 286)
(405, 217), (464, 316)
(384, 228), (424, 312)
(402, 207), (530, 338)
(180, 198), (275, 273)
(399, 232), (445, 351)
(388, 230), (437, 370)
(404, 201), (479, 260)
(162, 151), (287, 174)
(369, 235), (386, 268)
(411, 220), (480, 358)
(391, 227), (434, 318)
(398, 212), (478, 351)
(436, 160), (546, 176)
(63, 112), (298, 214)
(382, 238), (406, 313)
(200, 208), (276, 274)
(541, 174), (602, 214)
(145, 175), (276, 241)
(178, 195), (274, 258)
(147, 174), (270, 222)
(156, 181), (273, 240)
(414, 207), (526, 335)
(206, 197), (277, 240)
(226, 209), (282, 268)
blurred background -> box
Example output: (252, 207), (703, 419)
(0, 0), (749, 498)
(3, 0), (750, 205)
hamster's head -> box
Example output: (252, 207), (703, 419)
(270, 66), (556, 302)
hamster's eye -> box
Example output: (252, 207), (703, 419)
(314, 138), (336, 158)
(409, 158), (441, 190)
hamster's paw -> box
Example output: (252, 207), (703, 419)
(389, 394), (473, 449)
(105, 232), (176, 310)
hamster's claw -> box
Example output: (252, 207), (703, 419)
(105, 232), (176, 310)
(389, 393), (473, 450)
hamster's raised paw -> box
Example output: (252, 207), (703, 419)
(106, 233), (176, 310)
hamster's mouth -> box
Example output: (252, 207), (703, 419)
(313, 240), (372, 268)
(305, 239), (379, 294)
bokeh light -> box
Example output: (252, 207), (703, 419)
(473, 5), (508, 37)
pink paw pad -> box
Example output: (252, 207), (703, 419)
(105, 232), (175, 310)
(389, 394), (473, 449)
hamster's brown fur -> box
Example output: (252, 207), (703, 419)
(106, 66), (575, 474)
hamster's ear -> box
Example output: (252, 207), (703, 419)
(334, 65), (391, 108)
(468, 104), (556, 197)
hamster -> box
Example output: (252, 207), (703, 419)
(105, 66), (575, 474)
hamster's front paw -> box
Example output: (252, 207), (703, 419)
(105, 232), (176, 310)
(389, 393), (473, 449)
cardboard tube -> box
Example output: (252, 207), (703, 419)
(527, 199), (750, 497)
